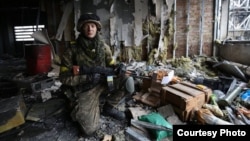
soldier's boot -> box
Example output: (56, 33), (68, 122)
(102, 90), (128, 120)
(102, 76), (135, 120)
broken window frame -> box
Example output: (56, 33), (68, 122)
(14, 25), (45, 42)
(228, 0), (250, 40)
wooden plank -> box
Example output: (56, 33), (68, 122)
(132, 92), (144, 101)
(162, 86), (193, 99)
(150, 80), (163, 93)
(141, 92), (161, 107)
(170, 83), (206, 109)
(132, 92), (161, 107)
(128, 107), (152, 119)
(181, 81), (212, 103)
(142, 78), (151, 92)
(170, 83), (203, 97)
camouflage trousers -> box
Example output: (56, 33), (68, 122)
(70, 84), (105, 136)
(70, 76), (134, 136)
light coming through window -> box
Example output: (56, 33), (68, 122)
(14, 25), (45, 41)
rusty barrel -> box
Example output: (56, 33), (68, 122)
(25, 44), (51, 75)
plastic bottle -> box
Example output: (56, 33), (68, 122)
(240, 89), (250, 108)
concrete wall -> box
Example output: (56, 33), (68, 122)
(218, 41), (250, 66)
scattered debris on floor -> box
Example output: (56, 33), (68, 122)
(0, 55), (250, 141)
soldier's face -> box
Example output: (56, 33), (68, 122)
(83, 22), (97, 38)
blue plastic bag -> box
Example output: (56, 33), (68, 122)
(240, 89), (250, 107)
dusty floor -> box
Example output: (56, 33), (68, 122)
(0, 57), (122, 141)
(1, 55), (249, 141)
(0, 57), (169, 141)
(0, 107), (128, 141)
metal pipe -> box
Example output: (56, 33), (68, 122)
(186, 0), (190, 57)
(218, 82), (247, 107)
(173, 0), (177, 59)
(199, 0), (204, 55)
(213, 0), (219, 57)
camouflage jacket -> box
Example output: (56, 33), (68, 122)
(59, 34), (113, 87)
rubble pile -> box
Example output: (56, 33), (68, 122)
(0, 55), (250, 141)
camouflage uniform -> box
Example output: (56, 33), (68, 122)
(59, 33), (133, 136)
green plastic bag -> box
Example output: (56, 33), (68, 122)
(138, 112), (173, 141)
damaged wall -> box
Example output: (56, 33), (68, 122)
(0, 0), (214, 62)
(174, 0), (214, 58)
(75, 0), (214, 62)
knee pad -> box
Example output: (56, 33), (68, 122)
(125, 76), (135, 94)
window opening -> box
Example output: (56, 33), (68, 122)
(14, 25), (45, 41)
(228, 0), (250, 40)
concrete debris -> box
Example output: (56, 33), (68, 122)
(125, 127), (151, 141)
(0, 55), (250, 141)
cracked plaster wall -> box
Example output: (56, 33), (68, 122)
(74, 0), (214, 60)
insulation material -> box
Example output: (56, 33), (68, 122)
(132, 46), (143, 61)
(147, 0), (175, 64)
(123, 46), (143, 63)
(159, 0), (174, 63)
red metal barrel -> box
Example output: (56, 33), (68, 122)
(25, 44), (51, 75)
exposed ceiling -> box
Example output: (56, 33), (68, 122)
(0, 0), (39, 10)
